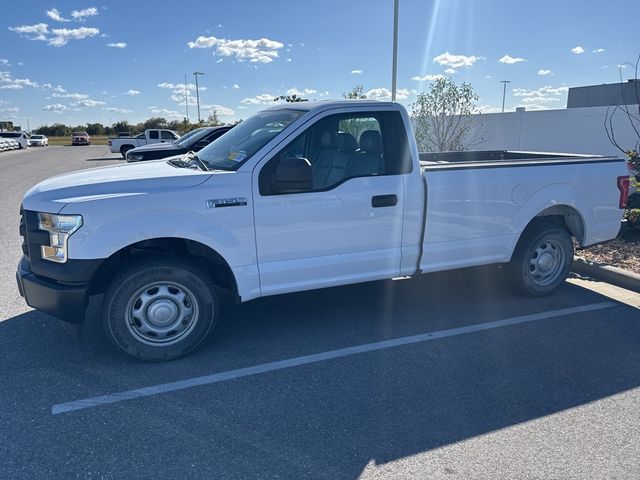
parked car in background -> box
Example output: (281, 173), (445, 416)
(126, 126), (232, 162)
(109, 129), (179, 158)
(71, 132), (91, 146)
(29, 134), (48, 147)
(0, 131), (29, 149)
(117, 132), (131, 137)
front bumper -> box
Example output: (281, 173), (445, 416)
(16, 256), (88, 324)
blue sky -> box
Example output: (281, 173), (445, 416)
(1, 0), (638, 129)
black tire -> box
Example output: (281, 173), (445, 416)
(507, 222), (573, 296)
(102, 258), (219, 361)
(120, 145), (133, 158)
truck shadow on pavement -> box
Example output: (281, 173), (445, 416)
(2, 267), (640, 478)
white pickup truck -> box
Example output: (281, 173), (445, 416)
(17, 100), (631, 360)
(108, 129), (179, 158)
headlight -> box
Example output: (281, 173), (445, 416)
(128, 153), (144, 161)
(37, 213), (83, 263)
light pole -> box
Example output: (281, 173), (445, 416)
(184, 74), (189, 122)
(501, 80), (511, 113)
(193, 71), (204, 122)
(391, 0), (399, 102)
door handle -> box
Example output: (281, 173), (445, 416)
(371, 194), (398, 208)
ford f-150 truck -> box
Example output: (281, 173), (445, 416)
(108, 129), (179, 158)
(16, 100), (631, 360)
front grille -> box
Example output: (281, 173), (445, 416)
(19, 205), (28, 257)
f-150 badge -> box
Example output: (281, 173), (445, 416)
(206, 198), (248, 208)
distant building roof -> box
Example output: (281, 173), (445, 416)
(567, 79), (640, 108)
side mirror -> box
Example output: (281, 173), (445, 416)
(273, 157), (313, 192)
(194, 140), (210, 150)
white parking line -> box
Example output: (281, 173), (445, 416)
(52, 302), (615, 415)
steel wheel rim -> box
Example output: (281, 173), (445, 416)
(125, 281), (199, 346)
(528, 238), (565, 287)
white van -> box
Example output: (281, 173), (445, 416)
(0, 131), (29, 149)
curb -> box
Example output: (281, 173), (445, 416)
(571, 256), (640, 294)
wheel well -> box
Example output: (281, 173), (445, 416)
(88, 238), (238, 298)
(527, 205), (585, 244)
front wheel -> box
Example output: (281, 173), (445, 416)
(102, 258), (219, 361)
(507, 223), (573, 296)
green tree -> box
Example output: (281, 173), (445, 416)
(143, 117), (168, 130)
(111, 121), (132, 136)
(273, 94), (308, 103)
(85, 123), (105, 136)
(411, 77), (482, 152)
(343, 85), (367, 99)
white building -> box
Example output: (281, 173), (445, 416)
(467, 81), (640, 157)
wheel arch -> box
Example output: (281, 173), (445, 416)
(88, 237), (239, 300)
(510, 204), (584, 261)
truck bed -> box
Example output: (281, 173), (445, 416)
(420, 150), (624, 170)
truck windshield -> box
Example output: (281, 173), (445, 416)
(197, 109), (306, 171)
(175, 128), (207, 147)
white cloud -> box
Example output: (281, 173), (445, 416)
(444, 68), (457, 74)
(53, 92), (89, 100)
(107, 42), (127, 48)
(351, 69), (363, 74)
(42, 103), (67, 112)
(411, 74), (444, 81)
(571, 46), (585, 55)
(104, 107), (133, 114)
(71, 7), (98, 20)
(148, 106), (184, 119)
(538, 69), (553, 76)
(202, 104), (235, 117)
(187, 36), (284, 63)
(232, 83), (240, 89)
(241, 93), (275, 104)
(46, 8), (70, 22)
(0, 59), (10, 66)
(512, 86), (568, 109)
(475, 105), (503, 114)
(0, 106), (20, 113)
(124, 89), (140, 95)
(9, 23), (49, 41)
(286, 87), (316, 96)
(499, 54), (526, 64)
(0, 72), (39, 89)
(365, 87), (410, 100)
(433, 52), (481, 68)
(73, 98), (106, 107)
(48, 27), (100, 46)
(593, 48), (605, 53)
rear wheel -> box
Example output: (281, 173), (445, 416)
(120, 145), (133, 158)
(102, 258), (219, 361)
(507, 222), (573, 296)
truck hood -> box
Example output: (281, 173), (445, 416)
(23, 160), (210, 213)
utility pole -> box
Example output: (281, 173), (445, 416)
(193, 72), (204, 122)
(391, 0), (399, 102)
(501, 80), (511, 113)
(184, 74), (189, 122)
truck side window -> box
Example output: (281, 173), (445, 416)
(149, 131), (159, 140)
(260, 111), (405, 196)
(160, 131), (174, 140)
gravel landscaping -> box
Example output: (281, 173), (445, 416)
(576, 228), (640, 274)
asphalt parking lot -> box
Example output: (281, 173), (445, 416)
(1, 146), (640, 479)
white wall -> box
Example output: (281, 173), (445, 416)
(466, 105), (639, 156)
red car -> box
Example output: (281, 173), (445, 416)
(71, 131), (91, 146)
